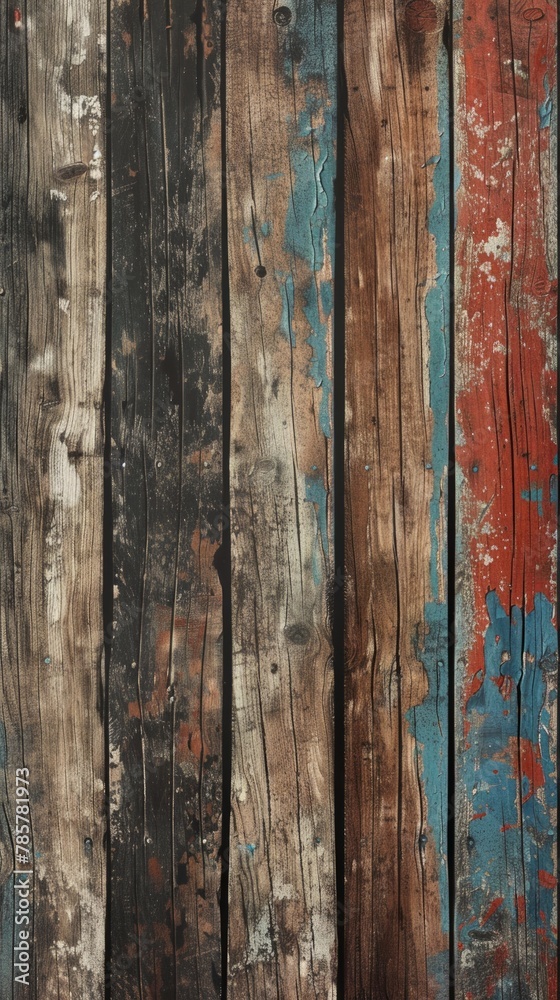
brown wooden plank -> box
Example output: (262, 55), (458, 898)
(345, 1), (451, 996)
(454, 3), (558, 996)
(109, 1), (223, 995)
(0, 2), (107, 996)
(226, 1), (338, 995)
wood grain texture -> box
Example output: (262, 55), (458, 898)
(454, 2), (558, 998)
(226, 1), (337, 995)
(344, 1), (450, 996)
(0, 2), (106, 997)
(109, 1), (222, 996)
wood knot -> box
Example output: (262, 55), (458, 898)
(523, 7), (545, 21)
(55, 162), (88, 182)
(284, 623), (311, 646)
(273, 6), (292, 26)
(254, 265), (267, 278)
(532, 275), (551, 295)
(404, 0), (438, 32)
(252, 457), (277, 478)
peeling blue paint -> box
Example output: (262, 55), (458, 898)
(280, 0), (336, 443)
(428, 949), (451, 998)
(521, 485), (544, 517)
(277, 272), (296, 346)
(320, 280), (333, 320)
(426, 50), (450, 602)
(261, 221), (271, 238)
(305, 472), (329, 585)
(406, 39), (451, 959)
(242, 224), (255, 250)
(539, 75), (553, 129)
(409, 602), (449, 932)
(459, 592), (557, 967)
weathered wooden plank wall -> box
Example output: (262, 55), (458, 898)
(344, 0), (450, 995)
(454, 2), (558, 998)
(0, 2), (107, 997)
(0, 1), (558, 998)
(109, 0), (223, 995)
(225, 0), (338, 995)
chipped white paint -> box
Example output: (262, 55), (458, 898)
(480, 218), (511, 262)
(58, 90), (102, 134)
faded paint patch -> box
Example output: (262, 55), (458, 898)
(408, 40), (450, 952)
(459, 592), (557, 987)
(539, 74), (553, 129)
(304, 472), (329, 586)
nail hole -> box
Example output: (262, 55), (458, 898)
(254, 265), (267, 278)
(273, 6), (292, 26)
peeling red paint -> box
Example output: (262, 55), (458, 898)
(480, 897), (505, 926)
(538, 870), (557, 890)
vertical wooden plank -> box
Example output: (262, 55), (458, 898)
(0, 3), (106, 997)
(226, 1), (337, 995)
(345, 1), (450, 996)
(109, 1), (222, 995)
(454, 2), (557, 997)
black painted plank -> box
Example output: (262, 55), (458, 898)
(109, 2), (223, 995)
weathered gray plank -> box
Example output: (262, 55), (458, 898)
(0, 3), (107, 997)
(226, 1), (338, 996)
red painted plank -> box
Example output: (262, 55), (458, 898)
(454, 2), (557, 997)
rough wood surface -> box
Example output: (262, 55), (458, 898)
(0, 3), (106, 997)
(226, 1), (338, 996)
(454, 2), (558, 998)
(345, 1), (450, 996)
(109, 1), (222, 996)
